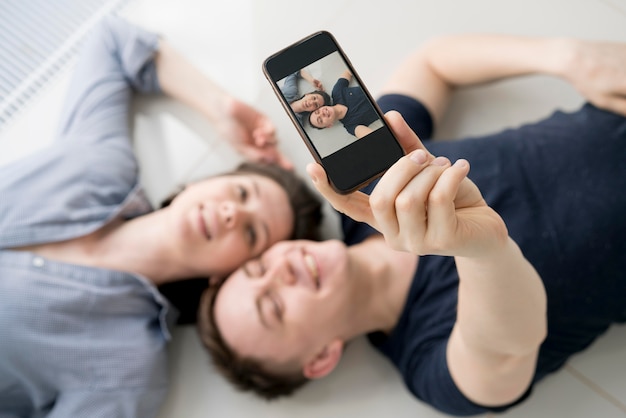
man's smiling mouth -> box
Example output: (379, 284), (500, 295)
(304, 252), (319, 289)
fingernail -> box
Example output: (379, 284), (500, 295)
(454, 159), (468, 169)
(410, 149), (427, 164)
(432, 156), (449, 166)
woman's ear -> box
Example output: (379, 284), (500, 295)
(302, 339), (344, 380)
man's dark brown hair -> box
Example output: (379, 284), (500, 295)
(197, 283), (310, 400)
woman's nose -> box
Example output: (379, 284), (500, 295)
(220, 201), (240, 228)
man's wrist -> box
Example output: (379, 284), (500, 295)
(543, 38), (578, 80)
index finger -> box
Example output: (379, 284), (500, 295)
(306, 162), (378, 228)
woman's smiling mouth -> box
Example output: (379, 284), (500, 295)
(198, 205), (212, 240)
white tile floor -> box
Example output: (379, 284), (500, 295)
(1, 0), (625, 416)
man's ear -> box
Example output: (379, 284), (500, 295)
(302, 339), (344, 380)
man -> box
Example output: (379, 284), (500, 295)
(198, 34), (626, 416)
(308, 70), (381, 138)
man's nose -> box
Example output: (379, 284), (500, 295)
(280, 273), (296, 286)
(270, 266), (296, 287)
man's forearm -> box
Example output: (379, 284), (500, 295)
(446, 236), (547, 406)
(379, 35), (575, 125)
(422, 34), (571, 88)
(454, 237), (547, 356)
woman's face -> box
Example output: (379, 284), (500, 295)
(300, 93), (325, 112)
(166, 173), (294, 278)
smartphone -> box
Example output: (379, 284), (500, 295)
(263, 31), (404, 194)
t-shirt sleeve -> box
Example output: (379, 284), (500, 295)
(280, 71), (301, 104)
(407, 337), (533, 416)
(405, 338), (489, 416)
(331, 77), (349, 103)
(376, 94), (434, 141)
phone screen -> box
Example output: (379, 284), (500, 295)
(263, 31), (404, 194)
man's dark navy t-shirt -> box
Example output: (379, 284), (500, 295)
(341, 94), (626, 416)
(331, 77), (379, 135)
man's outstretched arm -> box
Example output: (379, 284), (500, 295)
(312, 33), (626, 409)
(308, 111), (547, 408)
(379, 34), (626, 128)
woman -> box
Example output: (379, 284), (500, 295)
(0, 16), (321, 417)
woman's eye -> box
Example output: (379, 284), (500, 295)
(238, 185), (248, 202)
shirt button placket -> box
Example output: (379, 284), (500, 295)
(32, 257), (45, 268)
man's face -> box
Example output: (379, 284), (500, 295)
(309, 106), (336, 128)
(214, 239), (351, 368)
(300, 93), (325, 112)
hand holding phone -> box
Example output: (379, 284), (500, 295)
(263, 31), (404, 194)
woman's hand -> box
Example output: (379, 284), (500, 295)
(564, 39), (626, 116)
(307, 111), (507, 258)
(311, 78), (324, 91)
(300, 69), (325, 91)
(218, 97), (293, 170)
(155, 40), (293, 169)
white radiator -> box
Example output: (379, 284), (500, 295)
(0, 0), (132, 132)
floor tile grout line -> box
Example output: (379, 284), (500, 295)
(565, 364), (626, 414)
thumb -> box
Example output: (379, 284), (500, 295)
(384, 111), (430, 156)
(307, 162), (376, 227)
